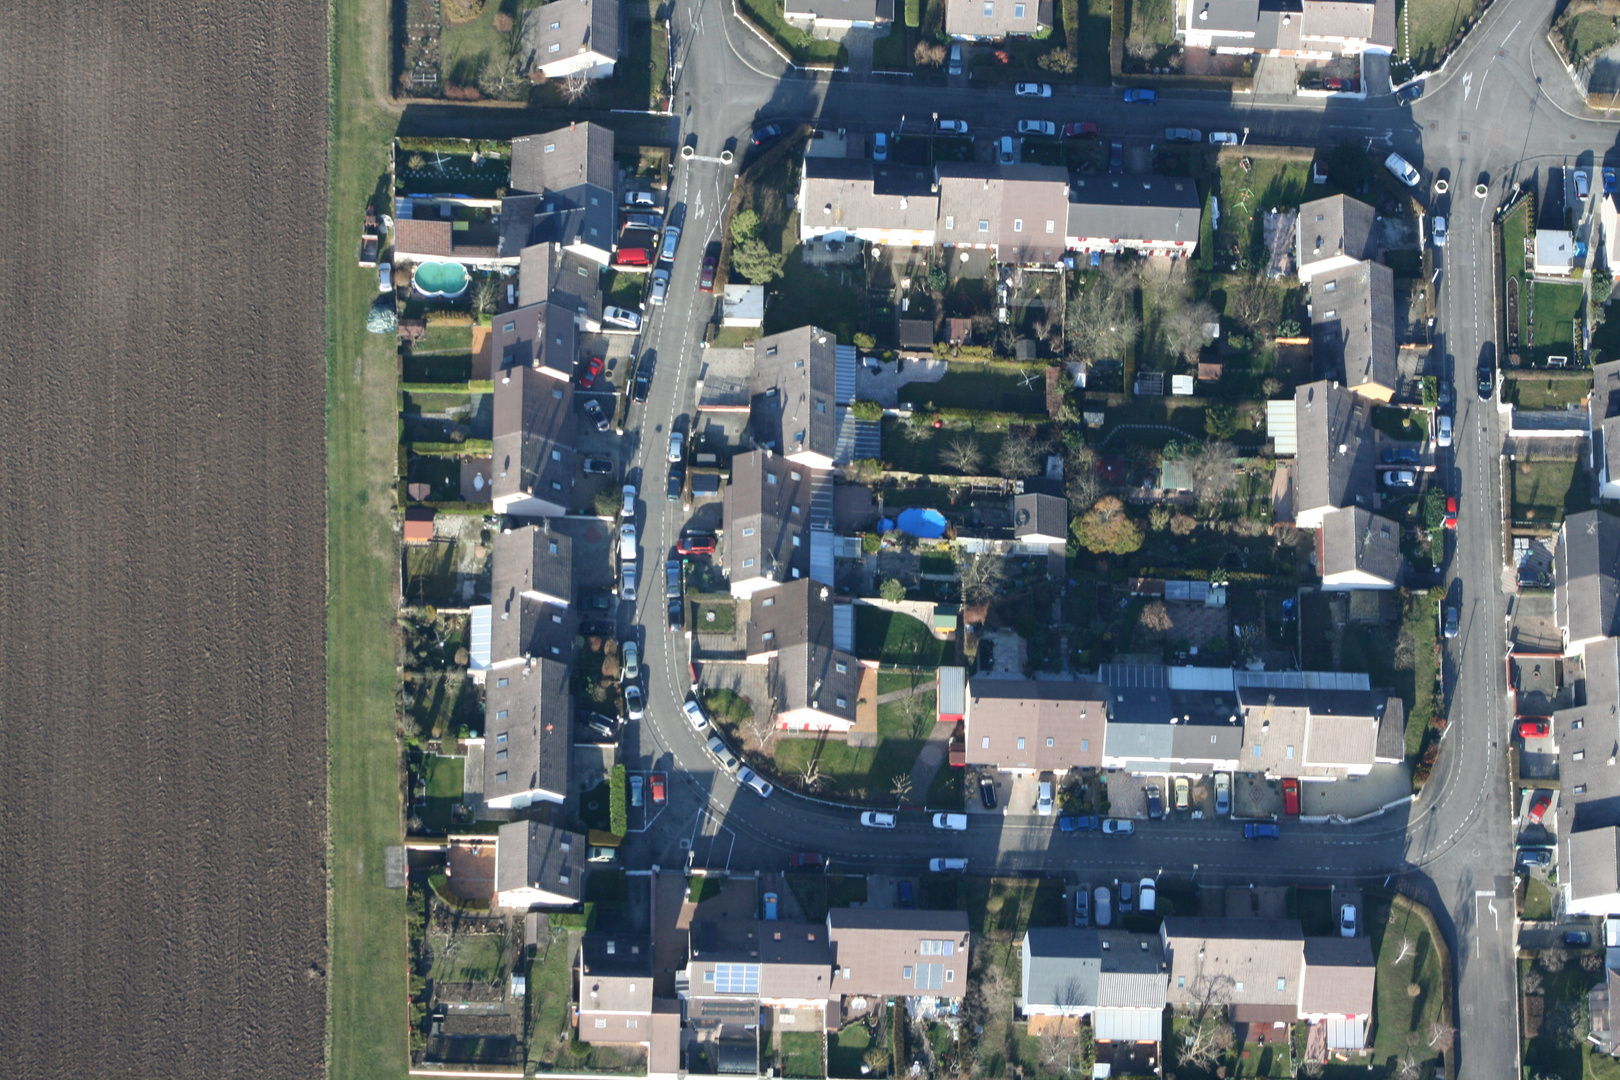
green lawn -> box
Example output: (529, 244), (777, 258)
(403, 542), (461, 605)
(780, 1031), (824, 1078)
(855, 606), (951, 667)
(419, 754), (465, 832)
(1216, 155), (1313, 269)
(416, 322), (473, 354)
(871, 25), (909, 72)
(404, 352), (474, 383)
(328, 0), (411, 1073)
(1561, 10), (1620, 64)
(828, 1021), (875, 1078)
(1506, 374), (1593, 410)
(1522, 959), (1603, 1080)
(1525, 280), (1586, 364)
(878, 670), (927, 695)
(736, 0), (848, 65)
(1397, 0), (1481, 74)
(764, 255), (862, 342)
(771, 692), (938, 802)
(603, 268), (646, 309)
(963, 877), (1069, 939)
(439, 3), (521, 95)
(879, 419), (1011, 475)
(1124, 0), (1177, 50)
(1371, 406), (1428, 442)
(526, 929), (577, 1071)
(1510, 458), (1592, 526)
(431, 929), (505, 983)
(1074, 0), (1113, 83)
(897, 363), (1049, 415)
(1523, 876), (1554, 921)
(1369, 896), (1445, 1077)
(1403, 593), (1438, 759)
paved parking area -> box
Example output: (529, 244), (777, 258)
(1235, 774), (1283, 818)
(1006, 773), (1043, 816)
(1106, 772), (1149, 818)
(967, 769), (1005, 816)
(1300, 765), (1412, 818)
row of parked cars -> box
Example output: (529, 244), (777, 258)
(1075, 877), (1158, 928)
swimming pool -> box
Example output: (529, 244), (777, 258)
(412, 261), (470, 299)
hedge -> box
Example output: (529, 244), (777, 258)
(397, 136), (509, 156)
(415, 501), (493, 515)
(408, 439), (494, 455)
(547, 902), (597, 930)
(400, 380), (496, 394)
(1198, 193), (1216, 271)
(851, 400), (884, 421)
(609, 764), (627, 837)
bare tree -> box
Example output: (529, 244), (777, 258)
(1149, 505), (1172, 531)
(1426, 1019), (1456, 1052)
(560, 68), (593, 103)
(890, 773), (914, 803)
(749, 705), (781, 751)
(1229, 275), (1283, 335)
(1066, 260), (1140, 360)
(798, 758), (824, 792)
(956, 551), (1008, 606)
(1066, 445), (1101, 509)
(1188, 441), (1240, 511)
(941, 434), (983, 474)
(1179, 1015), (1235, 1071)
(1139, 600), (1174, 635)
(1541, 946), (1569, 973)
(1394, 936), (1415, 965)
(1395, 1053), (1421, 1080)
(914, 40), (946, 66)
(996, 429), (1044, 479)
(1162, 299), (1220, 362)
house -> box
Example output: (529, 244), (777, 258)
(1317, 506), (1402, 590)
(1536, 229), (1576, 277)
(1291, 380), (1377, 530)
(945, 0), (1053, 39)
(1309, 261), (1396, 401)
(1066, 177), (1203, 258)
(394, 207), (505, 268)
(722, 284), (766, 328)
(1181, 0), (1393, 54)
(1554, 636), (1620, 828)
(783, 0), (895, 27)
(798, 158), (940, 248)
(1101, 680), (1245, 775)
(750, 326), (854, 469)
(1592, 360), (1620, 500)
(1014, 492), (1070, 545)
(521, 0), (621, 81)
(1295, 196), (1377, 283)
(518, 241), (604, 331)
(493, 818), (587, 908)
(1554, 510), (1620, 656)
(404, 506), (437, 544)
(1299, 0), (1396, 53)
(1563, 826), (1620, 917)
(493, 301), (580, 383)
(1019, 929), (1169, 1041)
(745, 579), (869, 733)
(577, 933), (655, 1046)
(1237, 683), (1381, 778)
(937, 165), (1072, 265)
(685, 920), (838, 1019)
(966, 677), (1108, 775)
(826, 908), (971, 1001)
(501, 123), (618, 266)
(491, 365), (580, 519)
(723, 451), (827, 597)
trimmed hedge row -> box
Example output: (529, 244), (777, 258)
(409, 439), (494, 455)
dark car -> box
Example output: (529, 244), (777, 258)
(897, 880), (915, 908)
(1566, 930), (1594, 947)
(583, 457), (615, 476)
(1244, 822), (1282, 839)
(1058, 815), (1100, 832)
(668, 598), (685, 631)
(787, 853), (824, 869)
(1380, 446), (1420, 465)
(700, 252), (718, 292)
(1063, 121), (1099, 138)
(1397, 81), (1424, 103)
(632, 369), (652, 403)
(1145, 784), (1164, 820)
(751, 123), (783, 146)
(1477, 365), (1494, 400)
(979, 776), (998, 809)
(667, 467), (685, 502)
(1108, 140), (1124, 174)
(583, 398), (610, 432)
(1516, 847), (1553, 869)
(579, 619), (616, 638)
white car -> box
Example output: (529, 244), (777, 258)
(1214, 772), (1231, 815)
(668, 430), (684, 463)
(1015, 82), (1052, 97)
(1093, 886), (1112, 927)
(621, 484), (636, 519)
(1208, 131), (1238, 145)
(620, 561), (637, 601)
(861, 810), (897, 828)
(706, 735), (739, 772)
(1017, 119), (1056, 136)
(1436, 413), (1453, 447)
(932, 813), (968, 831)
(1432, 215), (1447, 247)
(1101, 819), (1135, 835)
(378, 262), (393, 292)
(1036, 781), (1054, 815)
(619, 523), (637, 562)
(620, 639), (639, 682)
(624, 685), (644, 721)
(929, 858), (968, 872)
(1340, 903), (1358, 937)
(936, 119), (969, 134)
(683, 698), (710, 730)
(998, 136), (1016, 165)
(738, 766), (775, 798)
(1139, 877), (1157, 912)
(603, 305), (642, 331)
(647, 268), (670, 306)
(1384, 152), (1421, 187)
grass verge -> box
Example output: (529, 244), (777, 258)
(1510, 457), (1592, 526)
(855, 606), (951, 667)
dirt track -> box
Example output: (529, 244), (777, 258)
(0, 6), (328, 1078)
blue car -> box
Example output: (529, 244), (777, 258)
(1059, 815), (1100, 832)
(1244, 822), (1281, 839)
(1606, 168), (1618, 196)
(1123, 88), (1157, 103)
(897, 880), (915, 908)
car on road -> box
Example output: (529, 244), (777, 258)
(1567, 929), (1594, 946)
(979, 776), (998, 809)
(1516, 846), (1553, 868)
(677, 533), (716, 556)
(668, 430), (684, 463)
(1282, 777), (1300, 815)
(633, 368), (651, 402)
(1244, 822), (1282, 839)
(1063, 121), (1098, 137)
(577, 355), (604, 388)
(1215, 772), (1231, 815)
(1439, 381), (1453, 409)
(861, 810), (898, 828)
(658, 227), (680, 264)
(1478, 364), (1494, 399)
(1015, 82), (1052, 97)
(1437, 413), (1453, 448)
(1576, 170), (1592, 200)
(936, 118), (969, 134)
(706, 735), (740, 771)
(1381, 446), (1420, 465)
(751, 123), (782, 146)
(897, 880), (915, 908)
(1145, 784), (1164, 819)
(667, 467), (684, 502)
(624, 685), (644, 721)
(1118, 880), (1133, 914)
(933, 813), (968, 831)
(872, 131), (888, 161)
(1381, 470), (1417, 489)
(1528, 792), (1552, 824)
(1432, 215), (1447, 248)
(603, 305), (642, 331)
(683, 698), (709, 731)
(1443, 605), (1459, 640)
(998, 136), (1017, 165)
(619, 523), (637, 562)
(1396, 81), (1424, 102)
(1340, 903), (1357, 937)
(699, 252), (718, 292)
(620, 484), (636, 519)
(624, 190), (657, 208)
(619, 560), (637, 600)
(665, 559), (682, 600)
(630, 774), (644, 807)
(1074, 888), (1090, 927)
(1059, 815), (1100, 832)
(668, 598), (684, 631)
(647, 268), (670, 306)
(1164, 127), (1201, 143)
(763, 892), (778, 919)
(1102, 819), (1134, 835)
(1094, 885), (1112, 927)
(1443, 495), (1457, 529)
(1384, 152), (1421, 187)
(584, 398), (610, 433)
(1018, 119), (1057, 136)
(1174, 776), (1190, 812)
(1518, 719), (1551, 739)
(1036, 780), (1054, 815)
(929, 857), (968, 872)
(947, 43), (962, 75)
(787, 853), (823, 869)
(1607, 167), (1619, 195)
(583, 457), (614, 476)
(620, 639), (639, 681)
(1109, 140), (1124, 174)
(738, 766), (774, 798)
(1123, 87), (1157, 103)
(1208, 131), (1239, 144)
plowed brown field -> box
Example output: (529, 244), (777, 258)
(0, 6), (328, 1079)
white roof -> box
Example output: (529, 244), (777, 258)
(1267, 399), (1298, 455)
(1092, 1007), (1165, 1042)
(469, 604), (493, 672)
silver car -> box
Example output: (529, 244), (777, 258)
(620, 639), (639, 682)
(647, 268), (670, 306)
(603, 305), (642, 331)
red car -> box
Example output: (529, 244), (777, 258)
(1528, 792), (1552, 824)
(677, 533), (716, 556)
(650, 773), (666, 804)
(578, 356), (604, 389)
(699, 253), (718, 293)
(1518, 719), (1550, 739)
(1063, 122), (1099, 138)
(786, 853), (824, 869)
(1282, 777), (1300, 816)
(1443, 496), (1458, 530)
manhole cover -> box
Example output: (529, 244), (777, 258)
(679, 838), (692, 850)
(1459, 132), (1469, 143)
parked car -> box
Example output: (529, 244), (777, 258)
(1245, 822), (1282, 839)
(751, 123), (782, 146)
(1567, 929), (1594, 947)
(998, 136), (1017, 165)
(763, 892), (778, 920)
(683, 697), (709, 731)
(947, 43), (962, 75)
(1381, 446), (1420, 465)
(1444, 605), (1459, 640)
(930, 857), (968, 872)
(624, 190), (657, 208)
(1174, 776), (1190, 811)
(1397, 81), (1425, 102)
(1118, 880), (1134, 914)
(622, 211), (662, 231)
(1439, 381), (1454, 409)
(677, 533), (716, 556)
(787, 853), (823, 869)
(1063, 121), (1098, 137)
(603, 305), (642, 331)
(1215, 772), (1231, 815)
(1208, 131), (1239, 144)
(1381, 470), (1417, 489)
(665, 559), (682, 600)
(706, 735), (739, 772)
(1432, 215), (1447, 247)
(668, 430), (684, 463)
(933, 813), (968, 831)
(667, 467), (684, 502)
(897, 879), (915, 908)
(619, 560), (637, 600)
(1018, 119), (1056, 136)
(1282, 777), (1300, 815)
(1036, 780), (1054, 815)
(1094, 885), (1112, 927)
(620, 639), (639, 681)
(1340, 904), (1357, 937)
(1145, 784), (1164, 819)
(1123, 87), (1157, 103)
(619, 523), (637, 563)
(1015, 82), (1052, 97)
(583, 457), (614, 476)
(668, 598), (684, 631)
(738, 766), (774, 798)
(585, 715), (616, 740)
(614, 247), (652, 268)
(1059, 815), (1100, 832)
(1437, 413), (1453, 448)
(1516, 846), (1553, 869)
(633, 368), (652, 402)
(979, 776), (998, 809)
(583, 398), (610, 432)
(658, 227), (680, 264)
(1102, 819), (1135, 835)
(1576, 169), (1592, 200)
(861, 810), (898, 828)
(620, 484), (636, 519)
(699, 252), (718, 292)
(624, 685), (644, 721)
(937, 118), (969, 134)
(1607, 167), (1618, 195)
(1074, 888), (1091, 927)
(1139, 877), (1157, 912)
(872, 131), (889, 161)
(1163, 127), (1201, 143)
(630, 774), (644, 807)
(1528, 792), (1552, 823)
(589, 846), (617, 863)
(1384, 152), (1421, 187)
(1478, 364), (1494, 399)
(1443, 494), (1457, 528)
(650, 773), (666, 803)
(378, 262), (393, 293)
(1518, 719), (1551, 739)
(647, 269), (670, 306)
(1109, 140), (1124, 174)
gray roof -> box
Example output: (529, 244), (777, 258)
(491, 366), (579, 514)
(510, 123), (616, 196)
(519, 242), (604, 323)
(1375, 694), (1406, 762)
(1301, 0), (1391, 45)
(944, 0), (1053, 37)
(496, 818), (587, 903)
(751, 326), (842, 463)
(1567, 826), (1620, 904)
(485, 657), (574, 804)
(1300, 937), (1376, 1017)
(493, 301), (579, 382)
(1238, 684), (1380, 773)
(521, 0), (620, 68)
(1066, 177), (1203, 248)
(1310, 261), (1396, 397)
(490, 526), (575, 663)
(750, 580), (864, 727)
(1296, 195), (1377, 277)
(1555, 636), (1620, 831)
(1593, 360), (1620, 488)
(1023, 929), (1168, 1011)
(1319, 506), (1402, 585)
(1556, 510), (1620, 646)
(1014, 493), (1068, 540)
(723, 451), (820, 585)
(1293, 380), (1377, 517)
(502, 124), (617, 259)
(787, 0), (895, 21)
(1171, 719), (1244, 763)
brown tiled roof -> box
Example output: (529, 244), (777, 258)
(1163, 918), (1304, 1018)
(1301, 937), (1375, 1017)
(828, 909), (970, 998)
(966, 677), (1108, 771)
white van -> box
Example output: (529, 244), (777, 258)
(1384, 152), (1420, 187)
(948, 44), (963, 75)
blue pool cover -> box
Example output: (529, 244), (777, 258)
(896, 508), (947, 538)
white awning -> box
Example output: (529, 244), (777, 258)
(1092, 1007), (1164, 1043)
